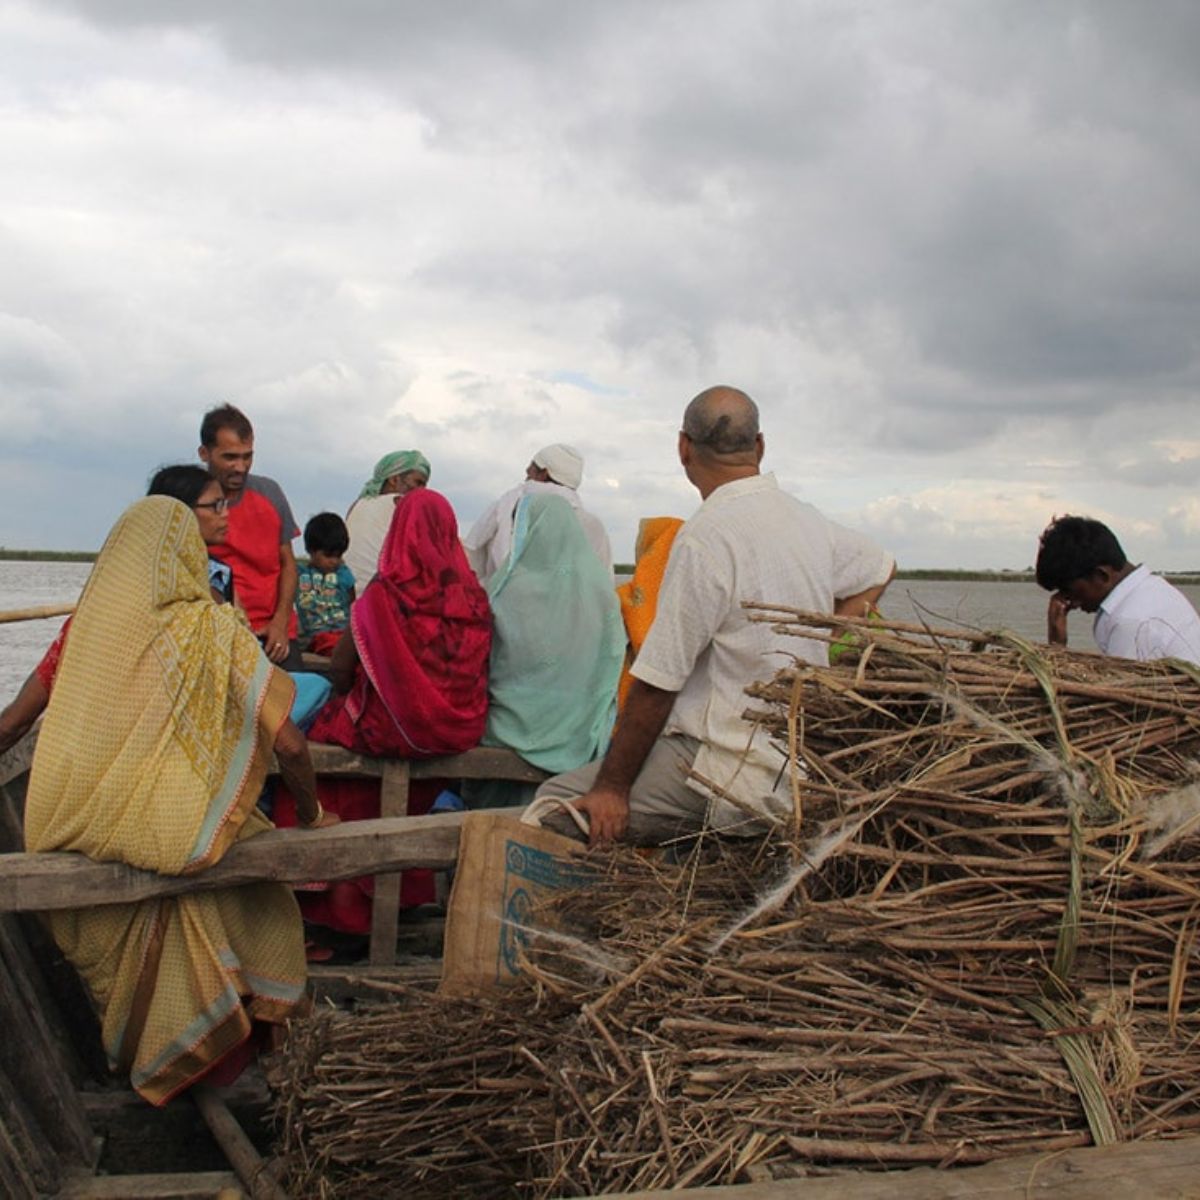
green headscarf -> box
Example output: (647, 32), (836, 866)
(359, 450), (431, 499)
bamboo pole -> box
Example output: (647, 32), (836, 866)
(0, 604), (75, 625)
(193, 1086), (288, 1200)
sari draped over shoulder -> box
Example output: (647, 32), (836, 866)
(24, 496), (304, 1106)
(309, 488), (492, 757)
(483, 493), (624, 772)
(615, 516), (684, 712)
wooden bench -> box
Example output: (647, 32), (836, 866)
(1, 739), (547, 966)
(296, 743), (547, 963)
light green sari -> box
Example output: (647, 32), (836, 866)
(483, 493), (623, 773)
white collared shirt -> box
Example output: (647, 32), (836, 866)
(1093, 564), (1200, 665)
(463, 481), (613, 583)
(632, 472), (893, 827)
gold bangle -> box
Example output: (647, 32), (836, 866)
(302, 799), (325, 828)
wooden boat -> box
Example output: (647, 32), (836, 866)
(4, 728), (1200, 1198)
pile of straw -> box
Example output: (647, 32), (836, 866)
(275, 613), (1200, 1197)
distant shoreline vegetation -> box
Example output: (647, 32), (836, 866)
(3, 552), (1198, 587)
(0, 549), (98, 562)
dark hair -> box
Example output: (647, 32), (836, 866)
(1035, 515), (1128, 592)
(305, 512), (350, 556)
(200, 403), (253, 447)
(147, 464), (214, 508)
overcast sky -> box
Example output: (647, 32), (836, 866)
(2, 0), (1198, 569)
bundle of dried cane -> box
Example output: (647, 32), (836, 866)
(275, 613), (1200, 1197)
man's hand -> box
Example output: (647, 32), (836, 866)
(572, 787), (631, 845)
(263, 613), (290, 663)
(1047, 593), (1073, 647)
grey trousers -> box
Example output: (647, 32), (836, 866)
(534, 733), (710, 844)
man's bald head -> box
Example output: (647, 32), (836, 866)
(682, 386), (761, 466)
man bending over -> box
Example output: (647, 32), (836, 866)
(1036, 514), (1200, 665)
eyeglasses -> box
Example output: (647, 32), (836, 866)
(194, 498), (229, 513)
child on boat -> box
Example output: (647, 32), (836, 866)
(296, 512), (356, 657)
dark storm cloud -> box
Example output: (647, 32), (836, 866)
(41, 1), (1200, 453)
(8, 0), (1200, 561)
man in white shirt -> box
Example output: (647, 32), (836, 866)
(534, 386), (895, 845)
(1037, 515), (1200, 664)
(464, 443), (613, 583)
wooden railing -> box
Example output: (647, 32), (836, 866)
(0, 736), (548, 965)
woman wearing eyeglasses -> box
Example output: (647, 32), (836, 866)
(23, 495), (336, 1104)
(1, 465), (240, 752)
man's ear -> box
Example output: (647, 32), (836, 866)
(198, 444), (211, 466)
(678, 431), (691, 467)
(755, 433), (765, 464)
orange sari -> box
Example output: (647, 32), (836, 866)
(615, 517), (683, 712)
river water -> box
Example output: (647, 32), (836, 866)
(2, 562), (1198, 701)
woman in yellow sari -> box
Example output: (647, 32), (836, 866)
(24, 496), (329, 1105)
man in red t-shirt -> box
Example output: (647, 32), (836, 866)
(199, 404), (302, 668)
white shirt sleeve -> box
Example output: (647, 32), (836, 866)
(631, 533), (731, 692)
(828, 519), (894, 599)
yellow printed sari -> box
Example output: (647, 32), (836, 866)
(24, 496), (306, 1105)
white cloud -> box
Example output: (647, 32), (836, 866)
(0, 0), (1197, 576)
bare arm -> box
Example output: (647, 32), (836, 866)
(571, 679), (677, 845)
(0, 671), (49, 756)
(328, 628), (359, 695)
(264, 543), (299, 663)
(274, 716), (339, 829)
(1047, 594), (1071, 647)
(834, 561), (896, 619)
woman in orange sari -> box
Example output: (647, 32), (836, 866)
(615, 517), (683, 712)
(23, 496), (332, 1105)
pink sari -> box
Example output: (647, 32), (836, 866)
(279, 490), (491, 931)
(309, 489), (491, 755)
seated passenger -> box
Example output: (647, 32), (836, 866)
(463, 443), (613, 584)
(273, 488), (491, 933)
(466, 493), (623, 808)
(2, 464), (238, 755)
(343, 451), (430, 588)
(297, 512), (356, 657)
(1037, 514), (1200, 663)
(22, 496), (334, 1106)
(534, 386), (895, 846)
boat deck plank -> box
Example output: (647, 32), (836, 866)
(610, 1133), (1200, 1199)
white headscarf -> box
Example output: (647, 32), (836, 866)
(533, 444), (583, 489)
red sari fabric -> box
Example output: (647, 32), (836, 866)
(272, 778), (441, 930)
(309, 489), (491, 756)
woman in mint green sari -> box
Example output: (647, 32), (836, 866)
(474, 493), (623, 804)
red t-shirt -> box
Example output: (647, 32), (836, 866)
(209, 476), (299, 638)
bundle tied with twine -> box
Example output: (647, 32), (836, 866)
(274, 610), (1200, 1197)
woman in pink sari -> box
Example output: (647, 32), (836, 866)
(275, 488), (491, 934)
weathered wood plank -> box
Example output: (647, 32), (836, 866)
(610, 1133), (1200, 1199)
(0, 726), (38, 788)
(369, 760), (411, 967)
(0, 813), (466, 912)
(0, 1057), (59, 1199)
(56, 1170), (245, 1198)
(302, 741), (548, 784)
(0, 915), (95, 1161)
(192, 1086), (286, 1200)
